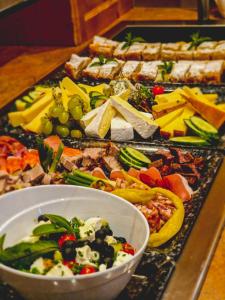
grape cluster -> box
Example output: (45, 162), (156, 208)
(41, 94), (84, 138)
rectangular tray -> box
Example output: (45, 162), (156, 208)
(0, 135), (224, 300)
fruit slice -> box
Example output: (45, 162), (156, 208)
(139, 167), (162, 187)
(124, 147), (151, 165)
(184, 119), (207, 139)
(169, 136), (209, 146)
(155, 107), (184, 128)
(119, 149), (146, 170)
(190, 116), (218, 138)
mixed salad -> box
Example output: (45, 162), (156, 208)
(0, 214), (135, 277)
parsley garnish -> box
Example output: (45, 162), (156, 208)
(121, 32), (145, 49)
(89, 55), (118, 67)
(188, 32), (212, 50)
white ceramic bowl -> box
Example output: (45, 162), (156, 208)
(0, 186), (149, 300)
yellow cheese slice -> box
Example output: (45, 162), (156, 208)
(85, 100), (116, 138)
(182, 86), (225, 129)
(22, 91), (52, 123)
(160, 105), (195, 138)
(8, 111), (25, 127)
(60, 82), (69, 111)
(24, 101), (53, 133)
(152, 98), (186, 113)
(155, 107), (184, 128)
(61, 77), (91, 113)
(216, 103), (225, 111)
(155, 88), (185, 104)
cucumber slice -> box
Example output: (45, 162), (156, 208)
(170, 136), (210, 146)
(124, 147), (151, 165)
(190, 116), (218, 137)
(184, 119), (207, 138)
(119, 149), (146, 169)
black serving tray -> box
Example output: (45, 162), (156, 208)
(0, 135), (223, 300)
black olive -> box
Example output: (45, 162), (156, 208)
(102, 245), (114, 258)
(104, 227), (113, 236)
(103, 257), (113, 268)
(37, 215), (49, 222)
(95, 229), (107, 240)
(91, 239), (107, 252)
(115, 236), (127, 243)
(61, 240), (76, 260)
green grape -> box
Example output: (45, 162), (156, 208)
(50, 106), (63, 118)
(58, 111), (69, 124)
(41, 116), (48, 126)
(71, 106), (83, 121)
(42, 120), (53, 136)
(68, 95), (82, 111)
(71, 129), (83, 139)
(56, 125), (69, 137)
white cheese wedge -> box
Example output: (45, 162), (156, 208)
(80, 106), (101, 128)
(111, 114), (134, 141)
(140, 112), (153, 120)
(30, 257), (45, 274)
(110, 96), (158, 139)
(85, 100), (116, 138)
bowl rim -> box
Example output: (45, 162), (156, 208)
(0, 185), (150, 281)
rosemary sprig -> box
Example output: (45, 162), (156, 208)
(158, 61), (174, 81)
(188, 32), (212, 50)
(89, 55), (118, 67)
(121, 32), (145, 50)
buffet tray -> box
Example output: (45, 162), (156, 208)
(0, 135), (224, 300)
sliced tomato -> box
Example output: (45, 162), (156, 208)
(110, 169), (125, 180)
(122, 243), (135, 255)
(80, 265), (96, 275)
(152, 85), (165, 96)
(58, 234), (76, 248)
(63, 259), (76, 269)
(92, 167), (107, 179)
(6, 156), (23, 174)
(139, 167), (162, 187)
(127, 168), (140, 179)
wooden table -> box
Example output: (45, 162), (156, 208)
(0, 7), (224, 300)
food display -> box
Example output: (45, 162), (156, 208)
(0, 27), (225, 300)
(89, 33), (225, 61)
(66, 54), (225, 84)
(0, 214), (135, 275)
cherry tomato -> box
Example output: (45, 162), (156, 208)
(80, 265), (96, 275)
(63, 259), (76, 269)
(152, 85), (165, 96)
(58, 234), (76, 248)
(122, 243), (135, 255)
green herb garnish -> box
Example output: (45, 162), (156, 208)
(188, 32), (212, 50)
(32, 224), (67, 236)
(158, 61), (174, 81)
(43, 214), (73, 233)
(89, 55), (118, 67)
(121, 32), (145, 50)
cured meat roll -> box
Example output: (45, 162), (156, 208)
(89, 36), (119, 57)
(186, 61), (207, 83)
(212, 41), (225, 59)
(169, 61), (192, 82)
(124, 43), (146, 60)
(203, 60), (224, 83)
(135, 61), (161, 81)
(193, 41), (217, 60)
(142, 43), (161, 60)
(120, 61), (142, 80)
(82, 58), (101, 78)
(176, 43), (193, 60)
(65, 54), (91, 79)
(98, 60), (124, 80)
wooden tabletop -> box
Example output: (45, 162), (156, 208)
(0, 6), (224, 300)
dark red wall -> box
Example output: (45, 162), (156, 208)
(0, 0), (75, 46)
